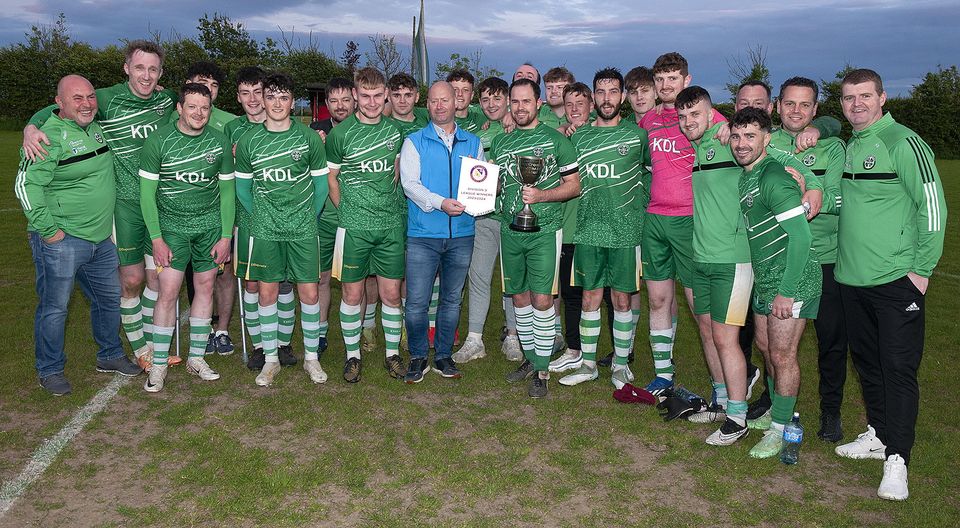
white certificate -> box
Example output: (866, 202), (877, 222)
(457, 157), (499, 217)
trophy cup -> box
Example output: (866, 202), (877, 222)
(510, 155), (545, 232)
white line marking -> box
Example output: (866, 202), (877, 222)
(0, 374), (130, 517)
(935, 270), (960, 281)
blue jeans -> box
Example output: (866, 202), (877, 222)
(29, 232), (124, 377)
(405, 236), (474, 361)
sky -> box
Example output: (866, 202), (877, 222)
(2, 0), (958, 99)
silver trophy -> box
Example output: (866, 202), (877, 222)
(509, 155), (546, 232)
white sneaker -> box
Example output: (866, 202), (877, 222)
(502, 335), (523, 362)
(186, 357), (221, 381)
(610, 364), (635, 390)
(548, 348), (582, 373)
(303, 359), (327, 384)
(558, 363), (598, 386)
(689, 404), (727, 424)
(706, 418), (750, 446)
(143, 363), (167, 393)
(452, 336), (486, 364)
(255, 362), (281, 387)
(877, 454), (909, 501)
(835, 425), (886, 460)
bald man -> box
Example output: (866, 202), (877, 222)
(399, 81), (484, 383)
(17, 75), (142, 395)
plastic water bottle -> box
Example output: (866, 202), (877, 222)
(780, 412), (803, 465)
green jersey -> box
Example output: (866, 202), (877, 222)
(740, 155), (821, 301)
(455, 105), (487, 133)
(691, 123), (752, 264)
(569, 123), (651, 247)
(490, 123), (579, 233)
(16, 113), (114, 242)
(769, 129), (845, 263)
(138, 122), (235, 238)
(325, 114), (404, 231)
(477, 119), (505, 155)
(30, 82), (178, 203)
(387, 107), (429, 139)
(235, 120), (329, 241)
(537, 105), (568, 130)
(170, 106), (237, 134)
(836, 112), (946, 287)
(223, 116), (264, 230)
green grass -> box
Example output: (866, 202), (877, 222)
(0, 130), (957, 526)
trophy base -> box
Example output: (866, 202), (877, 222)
(509, 220), (540, 233)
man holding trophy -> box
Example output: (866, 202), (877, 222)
(489, 78), (581, 398)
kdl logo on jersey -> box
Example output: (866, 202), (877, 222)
(585, 162), (618, 179)
(802, 153), (817, 166)
(130, 123), (157, 139)
(360, 159), (390, 172)
(651, 138), (682, 154)
(863, 156), (876, 170)
(263, 168), (293, 181)
(176, 171), (210, 183)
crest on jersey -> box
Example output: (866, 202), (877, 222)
(863, 155), (876, 170)
(532, 147), (544, 158)
(617, 144), (629, 156)
(156, 108), (165, 116)
(291, 149), (302, 161)
(745, 192), (754, 207)
(94, 132), (104, 144)
(706, 148), (715, 161)
(386, 140), (396, 151)
(802, 153), (816, 166)
(205, 151), (217, 164)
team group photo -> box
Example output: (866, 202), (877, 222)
(0, 2), (957, 526)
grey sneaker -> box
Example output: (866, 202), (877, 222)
(39, 373), (71, 396)
(506, 359), (534, 383)
(96, 355), (142, 377)
(558, 363), (599, 386)
(502, 335), (523, 362)
(528, 374), (548, 398)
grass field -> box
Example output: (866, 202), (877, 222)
(0, 130), (957, 527)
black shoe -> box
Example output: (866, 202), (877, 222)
(247, 348), (265, 370)
(96, 355), (143, 377)
(597, 351), (634, 368)
(404, 357), (430, 384)
(747, 395), (771, 420)
(318, 336), (328, 355)
(278, 344), (297, 366)
(39, 373), (71, 396)
(204, 332), (217, 355)
(385, 354), (406, 379)
(818, 412), (844, 443)
(528, 374), (548, 398)
(506, 359), (534, 383)
(434, 357), (462, 379)
(343, 357), (362, 383)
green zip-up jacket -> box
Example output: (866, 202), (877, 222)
(836, 113), (947, 287)
(15, 112), (115, 242)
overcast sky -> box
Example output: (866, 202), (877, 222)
(2, 0), (958, 99)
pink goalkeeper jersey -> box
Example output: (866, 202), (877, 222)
(639, 106), (726, 216)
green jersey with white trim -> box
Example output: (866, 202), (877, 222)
(170, 106), (237, 134)
(490, 123), (579, 233)
(387, 107), (429, 139)
(570, 123), (651, 247)
(139, 123), (234, 237)
(740, 155), (821, 301)
(325, 114), (404, 231)
(235, 120), (328, 241)
(223, 116), (263, 230)
(455, 105), (487, 133)
(476, 119), (505, 155)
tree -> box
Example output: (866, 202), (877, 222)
(196, 13), (259, 63)
(364, 34), (407, 80)
(340, 40), (361, 76)
(434, 49), (504, 83)
(900, 65), (960, 158)
(725, 44), (770, 100)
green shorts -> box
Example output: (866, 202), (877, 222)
(248, 236), (320, 283)
(640, 213), (694, 285)
(573, 244), (642, 293)
(753, 294), (820, 319)
(317, 210), (338, 273)
(162, 229), (220, 273)
(234, 225), (252, 280)
(691, 261), (753, 326)
(114, 198), (151, 267)
(332, 226), (405, 284)
(500, 228), (562, 296)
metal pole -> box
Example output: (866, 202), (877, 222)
(237, 277), (248, 364)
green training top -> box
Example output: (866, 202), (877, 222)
(387, 107), (429, 139)
(691, 122), (752, 264)
(836, 112), (947, 287)
(490, 123), (579, 233)
(569, 123), (651, 248)
(769, 129), (845, 264)
(740, 155), (821, 301)
(325, 114), (404, 231)
(235, 120), (329, 241)
(30, 82), (177, 203)
(138, 122), (235, 239)
(16, 113), (114, 242)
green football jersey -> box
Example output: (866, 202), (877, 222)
(569, 123), (651, 248)
(769, 129), (845, 264)
(455, 105), (487, 133)
(235, 120), (329, 241)
(691, 123), (752, 264)
(139, 122), (234, 238)
(740, 155), (821, 301)
(490, 123), (579, 233)
(476, 119), (505, 155)
(223, 116), (264, 230)
(387, 107), (429, 139)
(170, 106), (237, 134)
(537, 104), (568, 130)
(325, 114), (404, 231)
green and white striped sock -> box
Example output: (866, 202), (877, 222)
(612, 310), (633, 366)
(650, 328), (675, 381)
(381, 304), (403, 357)
(629, 307), (641, 354)
(242, 290), (262, 349)
(141, 287), (158, 347)
(318, 320), (329, 339)
(152, 326), (174, 366)
(532, 306), (555, 372)
(120, 296), (149, 358)
(301, 301), (321, 361)
(259, 303), (279, 363)
(340, 301), (362, 360)
(579, 309), (601, 364)
(514, 304), (535, 364)
(362, 301), (378, 330)
(277, 290), (296, 347)
(189, 317), (211, 358)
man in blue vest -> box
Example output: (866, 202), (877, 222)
(399, 81), (483, 383)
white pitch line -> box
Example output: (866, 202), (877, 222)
(0, 374), (131, 517)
